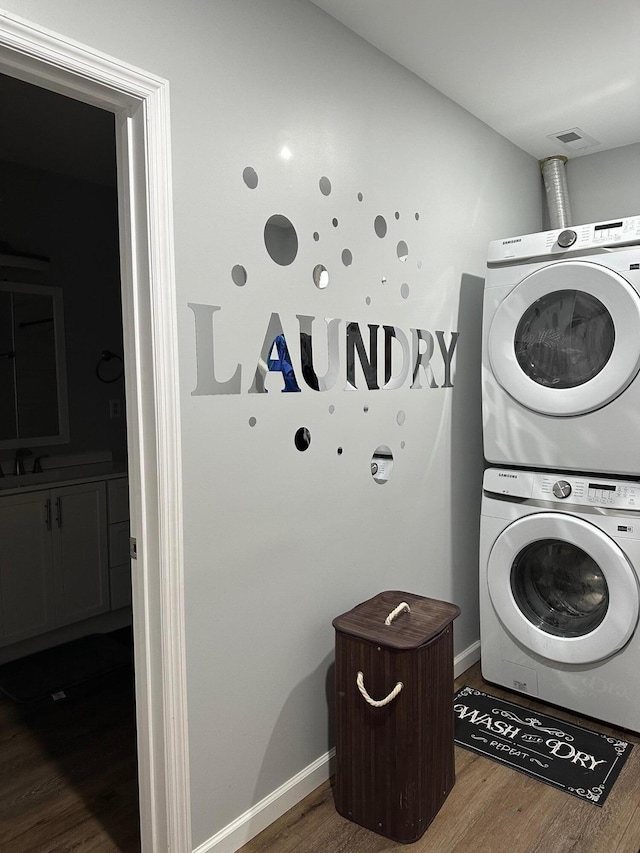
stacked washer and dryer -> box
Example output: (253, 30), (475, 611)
(480, 214), (640, 732)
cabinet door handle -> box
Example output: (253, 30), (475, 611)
(45, 498), (52, 530)
(55, 496), (62, 528)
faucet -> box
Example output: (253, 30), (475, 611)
(14, 448), (32, 476)
(33, 455), (49, 474)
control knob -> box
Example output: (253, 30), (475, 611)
(552, 480), (572, 499)
(557, 229), (577, 248)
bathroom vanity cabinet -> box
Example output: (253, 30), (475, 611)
(0, 474), (129, 649)
(106, 476), (132, 610)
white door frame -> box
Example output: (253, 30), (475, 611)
(0, 11), (190, 853)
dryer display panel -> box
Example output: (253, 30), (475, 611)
(511, 538), (608, 637)
(515, 289), (615, 389)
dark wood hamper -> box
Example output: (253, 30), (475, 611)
(332, 590), (461, 844)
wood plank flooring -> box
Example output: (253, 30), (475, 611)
(1, 657), (637, 852)
(0, 665), (140, 853)
(240, 662), (640, 853)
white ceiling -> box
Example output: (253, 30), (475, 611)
(310, 0), (640, 160)
(1, 1), (637, 183)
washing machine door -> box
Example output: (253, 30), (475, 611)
(488, 260), (640, 415)
(487, 512), (640, 664)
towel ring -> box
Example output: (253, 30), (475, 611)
(96, 350), (124, 383)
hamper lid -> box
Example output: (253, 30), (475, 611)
(332, 590), (461, 649)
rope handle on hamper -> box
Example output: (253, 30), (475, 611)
(384, 601), (410, 626)
(356, 671), (404, 707)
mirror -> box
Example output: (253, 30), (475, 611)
(371, 445), (394, 484)
(0, 282), (69, 448)
(264, 215), (298, 266)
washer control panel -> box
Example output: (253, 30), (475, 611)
(487, 214), (640, 264)
(484, 468), (640, 510)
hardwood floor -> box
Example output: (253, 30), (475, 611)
(240, 662), (640, 853)
(1, 656), (637, 852)
(0, 663), (140, 852)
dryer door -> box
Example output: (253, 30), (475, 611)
(487, 512), (640, 664)
(488, 260), (640, 415)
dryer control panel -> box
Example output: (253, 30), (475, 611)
(484, 467), (640, 510)
(487, 214), (640, 265)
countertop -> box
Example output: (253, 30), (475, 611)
(0, 463), (127, 496)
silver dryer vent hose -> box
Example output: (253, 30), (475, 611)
(540, 155), (572, 229)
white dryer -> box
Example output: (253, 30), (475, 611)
(483, 215), (640, 475)
(480, 467), (640, 732)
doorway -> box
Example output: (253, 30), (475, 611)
(0, 13), (190, 853)
(0, 71), (139, 850)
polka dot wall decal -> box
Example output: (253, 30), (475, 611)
(337, 447), (343, 455)
(242, 166), (258, 189)
(319, 176), (332, 196)
(264, 214), (298, 265)
(240, 175), (430, 442)
(231, 264), (247, 286)
(313, 264), (329, 289)
(374, 215), (387, 238)
(294, 427), (311, 451)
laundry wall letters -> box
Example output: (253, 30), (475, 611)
(189, 304), (459, 395)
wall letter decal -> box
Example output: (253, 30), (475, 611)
(297, 315), (341, 391)
(436, 330), (459, 388)
(249, 312), (301, 393)
(410, 328), (438, 389)
(382, 326), (411, 390)
(345, 322), (379, 390)
(189, 303), (242, 396)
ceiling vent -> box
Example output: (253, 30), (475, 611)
(547, 127), (600, 152)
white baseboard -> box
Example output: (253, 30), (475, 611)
(193, 749), (336, 853)
(454, 638), (481, 678)
(196, 638), (480, 853)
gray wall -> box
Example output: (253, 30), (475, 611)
(0, 1), (542, 848)
(567, 143), (640, 224)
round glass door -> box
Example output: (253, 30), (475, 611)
(488, 261), (640, 415)
(514, 290), (615, 389)
(511, 539), (608, 637)
(487, 512), (639, 664)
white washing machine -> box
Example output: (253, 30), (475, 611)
(483, 214), (640, 475)
(480, 467), (640, 732)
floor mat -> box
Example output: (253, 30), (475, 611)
(454, 685), (633, 806)
(0, 632), (133, 703)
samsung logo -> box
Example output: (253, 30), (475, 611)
(498, 473), (517, 478)
(502, 238), (522, 245)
